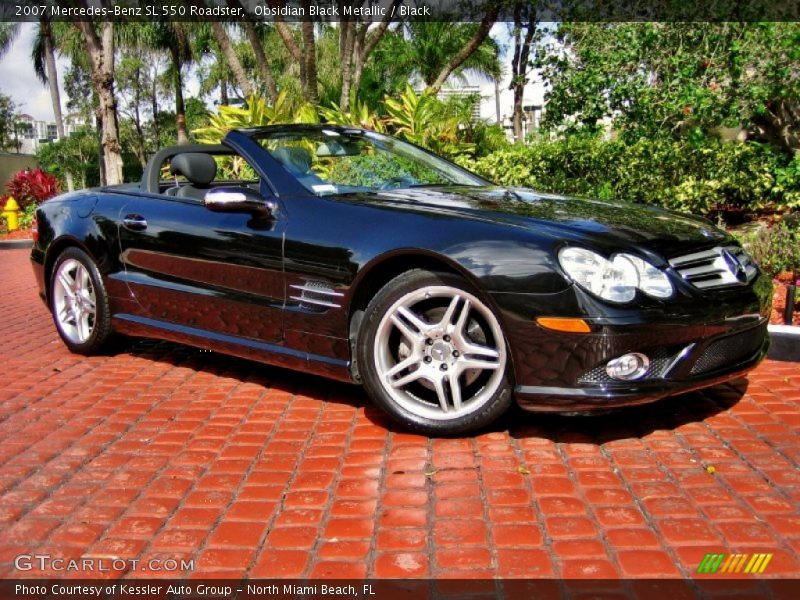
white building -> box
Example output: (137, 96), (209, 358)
(14, 114), (57, 154)
(432, 69), (547, 142)
(12, 112), (88, 154)
(475, 73), (546, 141)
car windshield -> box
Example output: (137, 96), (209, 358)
(254, 129), (486, 195)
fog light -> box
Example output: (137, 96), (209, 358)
(606, 353), (650, 380)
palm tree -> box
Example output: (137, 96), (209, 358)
(403, 20), (502, 92)
(31, 19), (75, 190)
(192, 22), (251, 104)
(73, 21), (124, 185)
(0, 22), (18, 55)
(120, 23), (196, 144)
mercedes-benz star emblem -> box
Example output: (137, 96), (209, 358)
(721, 249), (747, 283)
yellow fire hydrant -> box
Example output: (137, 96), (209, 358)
(2, 197), (20, 231)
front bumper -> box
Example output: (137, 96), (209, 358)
(513, 319), (768, 411)
(493, 272), (772, 412)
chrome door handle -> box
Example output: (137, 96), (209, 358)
(122, 214), (147, 231)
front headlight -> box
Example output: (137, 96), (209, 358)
(615, 253), (673, 299)
(558, 247), (673, 303)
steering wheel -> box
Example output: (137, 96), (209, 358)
(380, 176), (415, 190)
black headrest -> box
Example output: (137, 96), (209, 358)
(170, 153), (217, 186)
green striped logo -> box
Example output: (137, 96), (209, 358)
(697, 553), (726, 573)
(697, 553), (773, 574)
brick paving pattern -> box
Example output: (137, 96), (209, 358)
(0, 248), (798, 579)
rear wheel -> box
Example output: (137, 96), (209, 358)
(357, 269), (513, 435)
(50, 247), (114, 354)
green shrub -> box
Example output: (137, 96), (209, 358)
(19, 203), (37, 230)
(460, 136), (798, 217)
(732, 218), (800, 277)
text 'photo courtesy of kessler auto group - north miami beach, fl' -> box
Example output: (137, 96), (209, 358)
(1, 0), (800, 599)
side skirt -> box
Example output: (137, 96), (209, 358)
(112, 313), (354, 383)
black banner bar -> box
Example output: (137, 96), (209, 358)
(2, 579), (800, 600)
(0, 0), (798, 23)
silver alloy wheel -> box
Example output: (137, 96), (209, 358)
(373, 285), (507, 420)
(53, 258), (97, 344)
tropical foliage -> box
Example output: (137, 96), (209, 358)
(383, 86), (475, 158)
(5, 167), (59, 211)
(318, 96), (385, 132)
(195, 86), (481, 161)
(193, 92), (319, 145)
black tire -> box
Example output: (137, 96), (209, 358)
(357, 269), (513, 435)
(49, 247), (115, 355)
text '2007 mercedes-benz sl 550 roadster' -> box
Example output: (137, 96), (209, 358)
(31, 125), (771, 434)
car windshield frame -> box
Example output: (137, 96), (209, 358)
(251, 128), (489, 196)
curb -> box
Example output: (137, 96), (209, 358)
(768, 324), (800, 362)
(0, 238), (32, 250)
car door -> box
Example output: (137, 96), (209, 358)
(117, 186), (286, 345)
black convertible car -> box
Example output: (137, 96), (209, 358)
(31, 126), (771, 434)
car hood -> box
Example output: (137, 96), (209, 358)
(365, 186), (730, 258)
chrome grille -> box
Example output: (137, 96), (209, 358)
(669, 246), (757, 290)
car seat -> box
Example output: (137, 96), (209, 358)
(169, 153), (217, 201)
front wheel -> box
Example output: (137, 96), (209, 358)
(357, 270), (513, 435)
(50, 247), (115, 355)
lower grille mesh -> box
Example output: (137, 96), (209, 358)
(690, 329), (765, 375)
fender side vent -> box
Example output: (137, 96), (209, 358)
(290, 281), (344, 311)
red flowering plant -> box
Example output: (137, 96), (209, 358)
(5, 167), (60, 211)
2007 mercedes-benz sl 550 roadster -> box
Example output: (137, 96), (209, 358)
(31, 125), (771, 434)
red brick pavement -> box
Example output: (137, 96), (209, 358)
(0, 247), (798, 580)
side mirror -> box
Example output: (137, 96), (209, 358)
(204, 186), (276, 217)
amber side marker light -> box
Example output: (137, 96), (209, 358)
(536, 317), (592, 333)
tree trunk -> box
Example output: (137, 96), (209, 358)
(132, 66), (146, 168)
(170, 45), (189, 144)
(75, 20), (123, 185)
(240, 18), (278, 101)
(494, 78), (501, 124)
(509, 4), (536, 144)
(753, 99), (800, 155)
(339, 17), (355, 107)
(347, 1), (398, 107)
(96, 112), (105, 186)
(300, 5), (318, 104)
(428, 4), (500, 93)
(12, 123), (21, 153)
(151, 72), (160, 147)
(227, 0), (278, 99)
(350, 28), (366, 106)
(41, 19), (74, 191)
(208, 21), (253, 98)
(512, 88), (524, 143)
(273, 15), (306, 96)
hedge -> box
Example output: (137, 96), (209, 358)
(458, 137), (800, 217)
